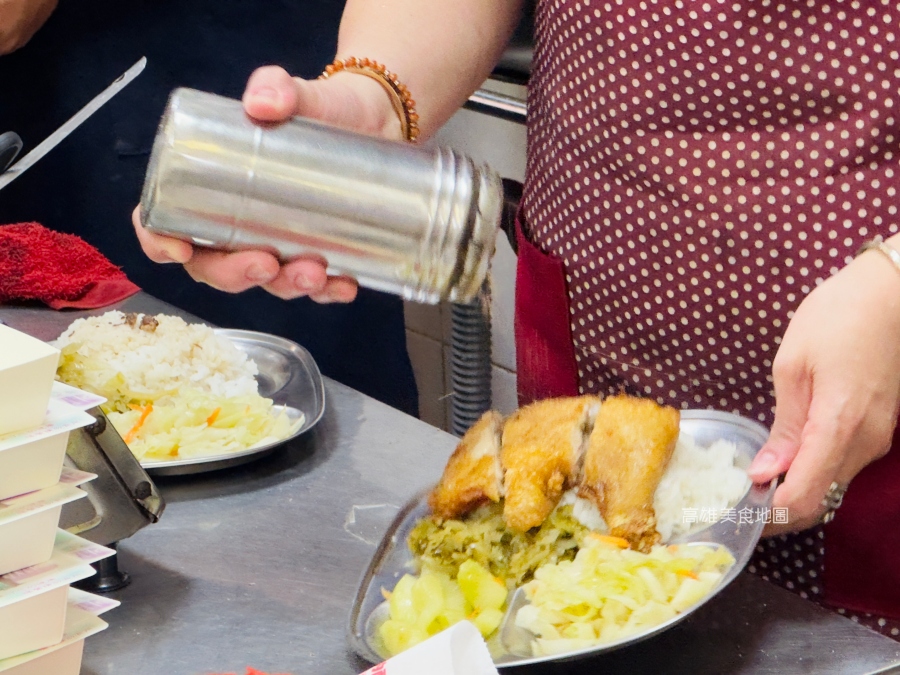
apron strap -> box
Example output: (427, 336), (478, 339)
(823, 430), (900, 618)
(514, 214), (580, 405)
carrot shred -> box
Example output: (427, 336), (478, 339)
(206, 407), (222, 426)
(588, 533), (631, 548)
(124, 403), (153, 444)
(677, 569), (699, 580)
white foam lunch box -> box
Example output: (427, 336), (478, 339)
(0, 431), (70, 502)
(0, 639), (84, 675)
(0, 484), (87, 576)
(0, 325), (59, 437)
(0, 595), (114, 675)
(0, 585), (68, 660)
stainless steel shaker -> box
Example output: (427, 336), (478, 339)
(139, 88), (503, 303)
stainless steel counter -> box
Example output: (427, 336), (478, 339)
(3, 294), (900, 675)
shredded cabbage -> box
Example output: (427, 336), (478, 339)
(516, 538), (735, 655)
(107, 388), (294, 461)
(56, 342), (179, 414)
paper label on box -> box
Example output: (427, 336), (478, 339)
(0, 483), (86, 526)
(0, 531), (114, 609)
(67, 587), (121, 616)
(0, 398), (94, 454)
(0, 605), (108, 672)
(58, 467), (97, 487)
(50, 381), (106, 411)
(50, 529), (116, 565)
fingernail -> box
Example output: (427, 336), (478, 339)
(250, 86), (280, 104)
(246, 264), (272, 283)
(749, 448), (777, 476)
(293, 273), (312, 291)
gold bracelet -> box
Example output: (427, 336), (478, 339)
(319, 57), (419, 142)
(856, 237), (900, 274)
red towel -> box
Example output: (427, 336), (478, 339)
(0, 222), (140, 309)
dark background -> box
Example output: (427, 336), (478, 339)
(0, 0), (419, 416)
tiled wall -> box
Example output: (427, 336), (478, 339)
(403, 81), (527, 431)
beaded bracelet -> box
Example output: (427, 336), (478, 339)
(319, 57), (419, 142)
(856, 237), (900, 275)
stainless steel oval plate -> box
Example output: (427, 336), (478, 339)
(141, 329), (325, 476)
(348, 409), (776, 668)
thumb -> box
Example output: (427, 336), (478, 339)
(242, 65), (304, 122)
(747, 356), (811, 484)
(242, 65), (396, 139)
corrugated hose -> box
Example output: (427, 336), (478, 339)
(448, 179), (522, 437)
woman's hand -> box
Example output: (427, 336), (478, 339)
(0, 0), (57, 55)
(748, 241), (900, 534)
(134, 65), (401, 302)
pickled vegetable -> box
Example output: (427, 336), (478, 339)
(378, 562), (508, 657)
(408, 502), (588, 586)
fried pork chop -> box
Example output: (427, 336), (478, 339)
(429, 411), (504, 520)
(500, 396), (601, 531)
(579, 395), (680, 551)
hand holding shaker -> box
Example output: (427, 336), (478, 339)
(139, 88), (503, 304)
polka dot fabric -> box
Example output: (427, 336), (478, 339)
(522, 0), (900, 637)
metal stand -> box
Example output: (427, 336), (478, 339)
(74, 543), (131, 593)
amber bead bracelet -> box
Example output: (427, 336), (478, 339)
(319, 57), (419, 142)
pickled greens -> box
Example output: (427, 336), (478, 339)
(515, 538), (735, 655)
(408, 502), (589, 587)
(378, 561), (508, 656)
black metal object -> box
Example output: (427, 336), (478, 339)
(74, 544), (131, 593)
(463, 90), (528, 124)
(501, 178), (523, 255)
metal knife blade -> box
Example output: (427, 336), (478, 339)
(0, 56), (147, 191)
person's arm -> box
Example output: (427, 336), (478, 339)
(134, 0), (523, 302)
(748, 231), (900, 532)
(0, 0), (57, 55)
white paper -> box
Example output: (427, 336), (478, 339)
(358, 622), (498, 675)
(66, 587), (120, 616)
(57, 467), (97, 487)
(49, 381), (106, 411)
(0, 399), (94, 454)
(0, 531), (115, 608)
(0, 484), (86, 526)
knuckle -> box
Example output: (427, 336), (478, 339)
(770, 354), (800, 382)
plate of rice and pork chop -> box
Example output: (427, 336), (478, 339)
(349, 395), (776, 667)
(53, 311), (325, 475)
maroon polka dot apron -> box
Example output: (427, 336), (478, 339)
(515, 0), (900, 637)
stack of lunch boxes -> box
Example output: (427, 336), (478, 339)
(0, 325), (118, 675)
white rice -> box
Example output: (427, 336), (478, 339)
(563, 432), (751, 542)
(54, 311), (259, 402)
(654, 434), (751, 541)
